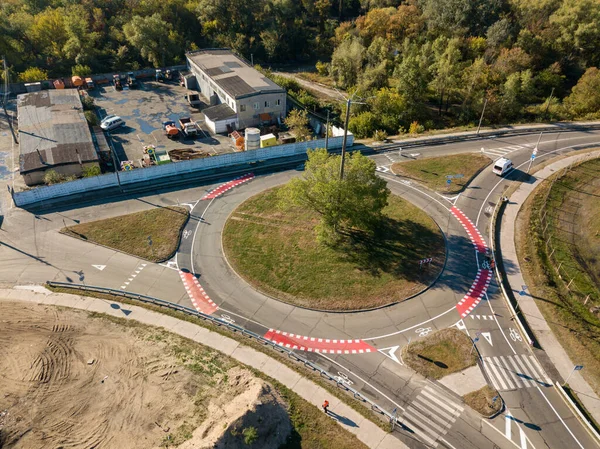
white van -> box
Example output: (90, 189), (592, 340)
(493, 157), (513, 176)
(100, 116), (125, 131)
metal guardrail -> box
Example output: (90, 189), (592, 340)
(46, 281), (399, 425)
(373, 123), (600, 153)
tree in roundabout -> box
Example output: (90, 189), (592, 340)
(222, 148), (445, 310)
(279, 148), (390, 244)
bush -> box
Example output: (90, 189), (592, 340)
(242, 426), (258, 445)
(348, 111), (378, 138)
(18, 67), (48, 82)
(81, 95), (95, 111)
(409, 121), (425, 135)
(84, 110), (99, 126)
(72, 64), (92, 77)
(315, 60), (329, 76)
(373, 129), (388, 141)
(83, 165), (101, 177)
(44, 170), (65, 185)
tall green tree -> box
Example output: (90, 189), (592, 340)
(279, 149), (390, 243)
(565, 67), (600, 116)
(330, 37), (365, 88)
(123, 14), (176, 67)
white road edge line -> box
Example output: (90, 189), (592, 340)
(536, 385), (586, 449)
(190, 197), (216, 275)
(482, 419), (522, 449)
(319, 354), (405, 413)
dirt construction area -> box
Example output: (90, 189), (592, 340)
(0, 301), (293, 449)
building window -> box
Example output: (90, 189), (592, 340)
(276, 99), (281, 106)
(240, 104), (246, 112)
(264, 101), (270, 108)
(253, 102), (260, 110)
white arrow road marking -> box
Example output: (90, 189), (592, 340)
(506, 412), (512, 440)
(92, 264), (106, 271)
(454, 319), (466, 331)
(481, 332), (493, 346)
(378, 346), (401, 364)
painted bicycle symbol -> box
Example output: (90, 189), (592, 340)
(416, 327), (432, 337)
(183, 230), (192, 239)
(335, 372), (354, 386)
(481, 260), (491, 270)
(509, 328), (522, 342)
(219, 314), (235, 324)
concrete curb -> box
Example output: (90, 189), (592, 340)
(555, 382), (600, 445)
(496, 148), (600, 428)
(0, 287), (408, 449)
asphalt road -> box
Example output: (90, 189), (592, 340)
(2, 129), (600, 449)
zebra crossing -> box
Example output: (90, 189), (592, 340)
(401, 386), (464, 447)
(483, 354), (552, 391)
(483, 144), (531, 159)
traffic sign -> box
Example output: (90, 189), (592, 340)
(575, 365), (584, 371)
(446, 179), (452, 185)
(454, 174), (464, 179)
(531, 154), (536, 160)
(532, 147), (538, 155)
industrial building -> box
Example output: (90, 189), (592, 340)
(186, 49), (287, 133)
(17, 89), (99, 186)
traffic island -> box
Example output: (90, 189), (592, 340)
(61, 206), (189, 263)
(463, 385), (503, 417)
(222, 187), (445, 311)
(402, 328), (478, 380)
(391, 153), (491, 193)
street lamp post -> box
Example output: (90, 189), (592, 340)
(339, 98), (351, 180)
(527, 132), (543, 174)
(476, 97), (489, 135)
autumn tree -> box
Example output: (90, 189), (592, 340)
(279, 149), (389, 243)
(285, 109), (312, 142)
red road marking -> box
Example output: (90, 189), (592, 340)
(450, 207), (493, 317)
(179, 271), (219, 315)
(264, 329), (376, 354)
(456, 269), (492, 317)
(201, 173), (255, 200)
(450, 207), (487, 253)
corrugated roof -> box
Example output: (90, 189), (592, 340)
(17, 89), (98, 174)
(187, 49), (285, 99)
(203, 103), (237, 122)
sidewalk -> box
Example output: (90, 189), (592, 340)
(499, 149), (600, 423)
(0, 287), (405, 449)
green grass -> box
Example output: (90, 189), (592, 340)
(222, 188), (445, 310)
(391, 153), (491, 193)
(463, 386), (502, 417)
(61, 206), (189, 262)
(402, 329), (478, 380)
(517, 158), (600, 396)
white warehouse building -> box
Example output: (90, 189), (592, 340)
(186, 49), (287, 133)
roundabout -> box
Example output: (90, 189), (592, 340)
(5, 127), (600, 449)
(221, 187), (445, 311)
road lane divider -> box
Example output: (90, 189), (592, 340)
(201, 173), (255, 200)
(264, 329), (375, 354)
(179, 270), (219, 315)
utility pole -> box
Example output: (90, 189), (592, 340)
(527, 132), (543, 174)
(476, 97), (488, 135)
(543, 87), (555, 118)
(339, 98), (351, 180)
(325, 109), (330, 151)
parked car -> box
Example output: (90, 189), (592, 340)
(100, 116), (125, 131)
(100, 114), (118, 125)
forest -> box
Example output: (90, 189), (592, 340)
(1, 0), (600, 137)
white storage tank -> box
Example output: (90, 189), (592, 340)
(245, 127), (260, 151)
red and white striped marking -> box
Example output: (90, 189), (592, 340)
(450, 206), (493, 317)
(179, 270), (219, 315)
(264, 329), (376, 354)
(201, 173), (255, 200)
(451, 207), (488, 253)
(456, 268), (493, 317)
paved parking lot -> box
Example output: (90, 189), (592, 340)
(90, 79), (234, 166)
